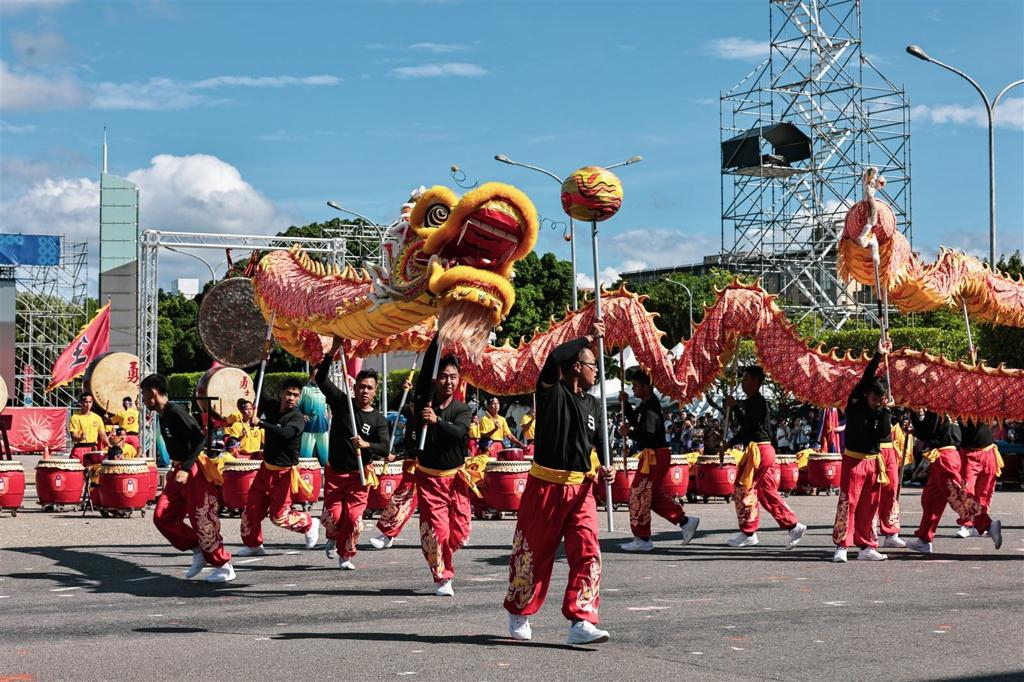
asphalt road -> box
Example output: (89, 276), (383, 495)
(1, 475), (1022, 682)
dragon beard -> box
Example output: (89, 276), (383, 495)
(437, 300), (493, 363)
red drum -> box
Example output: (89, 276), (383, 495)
(776, 454), (799, 493)
(98, 459), (149, 511)
(145, 459), (159, 503)
(807, 452), (841, 490)
(292, 458), (323, 505)
(36, 459), (86, 507)
(594, 458), (638, 505)
(664, 454), (690, 498)
(0, 460), (26, 514)
(497, 448), (525, 462)
(695, 453), (738, 498)
(483, 460), (531, 512)
(367, 461), (405, 511)
(487, 442), (504, 458)
(524, 443), (535, 458)
(222, 458), (261, 510)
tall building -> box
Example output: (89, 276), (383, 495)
(98, 136), (140, 354)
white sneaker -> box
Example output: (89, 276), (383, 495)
(786, 523), (807, 549)
(726, 532), (759, 548)
(906, 537), (933, 554)
(881, 534), (907, 549)
(304, 518), (321, 549)
(235, 545), (267, 557)
(206, 563), (236, 583)
(508, 613), (532, 641)
(338, 558), (356, 570)
(989, 519), (1003, 550)
(954, 525), (973, 539)
(435, 579), (454, 597)
(324, 539), (338, 559)
(184, 548), (207, 579)
(368, 533), (394, 550)
(857, 547), (888, 561)
(833, 547), (848, 563)
(620, 537), (654, 552)
(566, 620), (610, 645)
(680, 516), (700, 545)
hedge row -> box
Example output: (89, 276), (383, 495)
(815, 327), (969, 360)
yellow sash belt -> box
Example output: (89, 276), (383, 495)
(684, 451), (700, 465)
(264, 462), (315, 497)
(734, 442), (766, 491)
(794, 448), (815, 469)
(922, 445), (957, 464)
(637, 449), (657, 474)
(197, 452), (227, 486)
(417, 454), (490, 497)
(844, 449), (890, 486)
(528, 451), (601, 486)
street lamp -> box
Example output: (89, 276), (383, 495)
(327, 200), (390, 412)
(906, 44), (1024, 267)
(164, 245), (216, 283)
(495, 154), (579, 310)
(664, 278), (694, 339)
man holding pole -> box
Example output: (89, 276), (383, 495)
(504, 321), (615, 646)
(369, 369), (419, 550)
(317, 338), (389, 569)
(955, 417), (1003, 542)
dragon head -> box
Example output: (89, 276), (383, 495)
(382, 182), (538, 355)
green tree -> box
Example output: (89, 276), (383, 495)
(978, 250), (1024, 368)
(156, 290), (204, 374)
(498, 252), (575, 346)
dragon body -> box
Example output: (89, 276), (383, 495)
(839, 170), (1024, 327)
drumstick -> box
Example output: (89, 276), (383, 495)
(387, 353), (420, 455)
(253, 311), (277, 410)
(338, 344), (367, 487)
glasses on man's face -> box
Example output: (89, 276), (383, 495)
(578, 361), (597, 370)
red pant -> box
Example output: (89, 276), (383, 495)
(70, 444), (97, 465)
(415, 469), (471, 583)
(240, 465), (314, 547)
(734, 443), (798, 534)
(504, 475), (602, 624)
(321, 466), (368, 559)
(915, 447), (989, 542)
(832, 453), (881, 548)
(377, 464), (417, 539)
(957, 446), (998, 530)
(877, 445), (901, 536)
(153, 463), (231, 567)
(629, 448), (684, 538)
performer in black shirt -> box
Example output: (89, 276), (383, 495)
(143, 373), (234, 583)
(237, 378), (321, 556)
(504, 321), (615, 646)
(407, 339), (473, 597)
(954, 418), (1001, 540)
(831, 348), (892, 562)
(907, 411), (1002, 553)
(619, 369), (699, 552)
(316, 338), (389, 569)
(369, 373), (421, 550)
(724, 366), (805, 550)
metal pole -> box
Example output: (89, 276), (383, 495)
(665, 279), (694, 338)
(962, 300), (977, 364)
(381, 352), (388, 413)
(253, 312), (276, 409)
(591, 219), (615, 532)
(418, 346), (443, 451)
(387, 354), (420, 455)
(338, 347), (367, 487)
(569, 217), (578, 310)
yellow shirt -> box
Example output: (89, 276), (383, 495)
(225, 411), (264, 453)
(116, 442), (139, 459)
(69, 412), (104, 444)
(479, 414), (512, 442)
(521, 414), (536, 441)
(113, 408), (140, 433)
(468, 422), (480, 439)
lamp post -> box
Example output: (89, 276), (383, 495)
(494, 154), (579, 310)
(164, 245), (216, 283)
(327, 200), (390, 412)
(664, 278), (694, 339)
(906, 45), (1024, 267)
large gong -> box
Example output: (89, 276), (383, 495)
(198, 277), (268, 368)
(0, 375), (7, 414)
(82, 352), (141, 414)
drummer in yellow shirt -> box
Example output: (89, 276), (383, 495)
(478, 397), (525, 452)
(520, 407), (537, 444)
(111, 397), (141, 449)
(224, 399), (264, 459)
(69, 392), (108, 465)
(108, 427), (138, 459)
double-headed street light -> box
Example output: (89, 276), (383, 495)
(906, 44), (1024, 267)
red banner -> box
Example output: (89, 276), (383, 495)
(46, 303), (110, 392)
(4, 407), (69, 453)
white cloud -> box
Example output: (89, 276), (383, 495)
(0, 120), (37, 134)
(0, 59), (88, 111)
(576, 267), (622, 290)
(9, 30), (71, 64)
(605, 228), (721, 271)
(707, 37), (769, 61)
(191, 74), (342, 88)
(0, 0), (75, 16)
(390, 62), (487, 78)
(409, 42), (470, 53)
(912, 98), (1024, 131)
(91, 77), (212, 111)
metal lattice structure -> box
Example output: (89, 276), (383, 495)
(5, 239), (89, 407)
(720, 0), (911, 330)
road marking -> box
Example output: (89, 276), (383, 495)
(627, 606), (670, 611)
(731, 647), (745, 651)
(955, 592), (968, 596)
(236, 558), (264, 565)
(933, 630), (947, 634)
(148, 614), (164, 617)
(285, 551), (301, 555)
(256, 637), (271, 641)
(0, 596), (9, 599)
(690, 652), (703, 655)
(411, 650), (423, 653)
(393, 600), (408, 604)
(283, 584), (296, 587)
(823, 601), (847, 606)
(126, 576), (158, 582)
(50, 587), (81, 592)
(397, 672), (416, 676)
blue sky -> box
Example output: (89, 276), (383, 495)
(1, 0), (1022, 290)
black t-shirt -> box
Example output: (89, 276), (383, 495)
(959, 419), (994, 450)
(845, 353), (892, 454)
(730, 393), (771, 446)
(315, 358), (390, 472)
(160, 401), (204, 470)
(624, 395), (665, 450)
(912, 411), (962, 449)
(406, 338), (471, 471)
(533, 337), (603, 473)
(260, 406), (305, 467)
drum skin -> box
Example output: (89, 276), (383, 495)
(35, 459), (85, 506)
(98, 459), (149, 510)
(483, 460), (531, 512)
(195, 367), (256, 421)
(83, 352), (141, 414)
(0, 460), (26, 510)
(497, 448), (524, 462)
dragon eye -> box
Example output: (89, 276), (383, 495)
(424, 203), (450, 227)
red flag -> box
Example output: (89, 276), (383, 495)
(46, 303), (110, 392)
